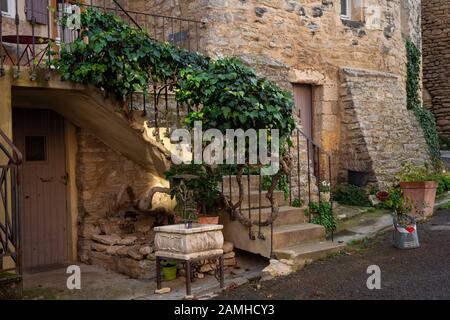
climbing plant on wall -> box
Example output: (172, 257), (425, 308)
(406, 40), (440, 165)
(53, 8), (296, 230)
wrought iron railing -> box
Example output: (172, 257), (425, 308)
(220, 127), (334, 257)
(0, 0), (204, 78)
(0, 128), (22, 274)
(0, 0), (333, 260)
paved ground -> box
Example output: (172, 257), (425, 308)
(22, 251), (266, 300)
(216, 210), (450, 300)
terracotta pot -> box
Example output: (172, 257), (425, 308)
(400, 181), (438, 219)
(376, 191), (390, 202)
(198, 215), (220, 225)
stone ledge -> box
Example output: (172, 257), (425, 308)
(341, 67), (399, 79)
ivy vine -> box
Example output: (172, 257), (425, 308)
(53, 9), (296, 231)
(406, 40), (440, 165)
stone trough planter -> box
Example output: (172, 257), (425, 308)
(154, 224), (225, 296)
(154, 224), (224, 258)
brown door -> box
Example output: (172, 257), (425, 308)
(13, 109), (68, 271)
(293, 84), (313, 139)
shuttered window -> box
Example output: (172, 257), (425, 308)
(1, 0), (14, 16)
(25, 0), (48, 25)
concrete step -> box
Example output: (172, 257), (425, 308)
(274, 241), (346, 264)
(222, 217), (328, 258)
(244, 206), (307, 226)
(225, 190), (286, 209)
(272, 223), (326, 249)
(222, 175), (262, 192)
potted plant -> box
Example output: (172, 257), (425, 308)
(384, 189), (421, 250)
(376, 190), (390, 202)
(154, 164), (224, 257)
(166, 164), (223, 225)
(397, 163), (438, 219)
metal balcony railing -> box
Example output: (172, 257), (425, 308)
(0, 0), (204, 78)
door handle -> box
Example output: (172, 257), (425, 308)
(40, 177), (54, 183)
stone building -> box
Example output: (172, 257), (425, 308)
(1, 1), (431, 278)
(129, 0), (430, 186)
(422, 0), (450, 138)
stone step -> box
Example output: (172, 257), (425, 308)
(225, 190), (286, 209)
(272, 223), (326, 249)
(274, 241), (346, 264)
(244, 206), (307, 226)
(222, 217), (328, 258)
(221, 175), (262, 192)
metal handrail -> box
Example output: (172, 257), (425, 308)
(0, 127), (22, 274)
(0, 128), (22, 165)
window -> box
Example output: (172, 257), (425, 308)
(1, 0), (14, 16)
(25, 136), (47, 162)
(341, 0), (351, 20)
(25, 0), (48, 25)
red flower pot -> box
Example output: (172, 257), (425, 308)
(376, 191), (390, 202)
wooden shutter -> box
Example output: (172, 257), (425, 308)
(25, 0), (48, 25)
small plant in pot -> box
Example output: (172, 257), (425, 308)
(397, 163), (438, 219)
(382, 189), (423, 250)
(170, 179), (197, 228)
(166, 164), (223, 225)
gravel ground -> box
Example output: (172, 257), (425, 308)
(216, 210), (450, 300)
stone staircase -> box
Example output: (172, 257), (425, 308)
(222, 175), (344, 262)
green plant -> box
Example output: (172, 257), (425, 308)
(263, 175), (289, 200)
(292, 198), (304, 208)
(333, 185), (371, 207)
(396, 162), (450, 196)
(319, 181), (331, 193)
(305, 201), (336, 232)
(165, 164), (223, 217)
(177, 58), (295, 148)
(377, 188), (422, 227)
(396, 162), (435, 182)
(377, 187), (402, 210)
(406, 40), (441, 165)
(54, 9), (295, 151)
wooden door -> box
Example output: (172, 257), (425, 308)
(293, 84), (313, 139)
(13, 109), (68, 271)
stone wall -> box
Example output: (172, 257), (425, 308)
(339, 68), (430, 187)
(76, 129), (171, 278)
(401, 0), (422, 49)
(135, 0), (430, 188)
(422, 0), (450, 138)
